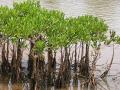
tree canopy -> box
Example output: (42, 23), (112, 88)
(0, 1), (108, 53)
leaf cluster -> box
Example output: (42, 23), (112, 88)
(0, 1), (109, 52)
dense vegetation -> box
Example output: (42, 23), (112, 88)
(0, 1), (118, 90)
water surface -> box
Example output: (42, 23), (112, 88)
(1, 0), (120, 90)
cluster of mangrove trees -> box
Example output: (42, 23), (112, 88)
(0, 1), (119, 90)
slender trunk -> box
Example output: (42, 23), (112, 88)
(28, 40), (34, 78)
(90, 49), (99, 90)
(74, 43), (77, 72)
(48, 48), (53, 73)
(11, 44), (17, 83)
(47, 47), (53, 86)
(53, 50), (56, 70)
(85, 44), (89, 66)
(6, 38), (11, 73)
(68, 46), (71, 64)
(35, 54), (45, 90)
(30, 52), (36, 90)
(1, 43), (7, 75)
(11, 45), (16, 67)
(60, 47), (63, 64)
(79, 43), (89, 77)
(55, 46), (71, 88)
(11, 39), (22, 83)
(78, 43), (81, 63)
(84, 43), (89, 77)
(6, 38), (9, 62)
(30, 53), (45, 90)
(16, 39), (22, 81)
(101, 44), (114, 78)
(81, 42), (84, 60)
(1, 41), (10, 76)
(64, 47), (70, 68)
(28, 52), (34, 78)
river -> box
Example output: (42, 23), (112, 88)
(0, 0), (120, 90)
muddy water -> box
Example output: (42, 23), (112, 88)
(1, 0), (120, 90)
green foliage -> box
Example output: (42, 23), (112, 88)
(77, 15), (108, 42)
(0, 1), (110, 50)
(34, 40), (45, 53)
(116, 36), (120, 44)
(0, 6), (11, 35)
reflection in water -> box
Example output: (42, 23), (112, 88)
(0, 78), (93, 90)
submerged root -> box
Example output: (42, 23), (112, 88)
(29, 53), (46, 90)
(46, 48), (57, 86)
(55, 58), (71, 88)
(79, 56), (89, 77)
(89, 74), (97, 90)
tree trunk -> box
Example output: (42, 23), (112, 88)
(28, 40), (34, 78)
(79, 43), (89, 77)
(35, 54), (45, 90)
(60, 47), (63, 64)
(74, 43), (77, 72)
(84, 43), (89, 77)
(30, 53), (45, 90)
(47, 47), (54, 86)
(11, 44), (17, 83)
(15, 39), (22, 82)
(1, 42), (10, 76)
(55, 46), (71, 88)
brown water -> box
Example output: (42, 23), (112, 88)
(1, 0), (120, 90)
